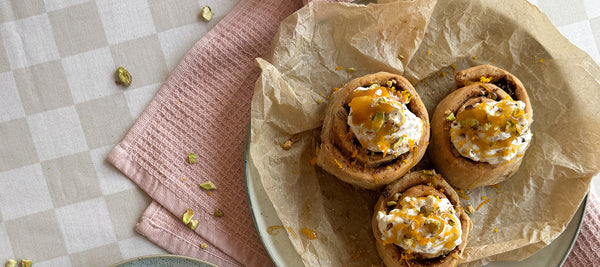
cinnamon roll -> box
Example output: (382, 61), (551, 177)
(372, 170), (472, 266)
(430, 65), (533, 189)
(317, 72), (430, 189)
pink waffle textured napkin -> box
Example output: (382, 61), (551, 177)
(564, 192), (600, 266)
(107, 0), (347, 266)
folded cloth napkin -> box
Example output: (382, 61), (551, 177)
(564, 192), (600, 266)
(107, 0), (348, 266)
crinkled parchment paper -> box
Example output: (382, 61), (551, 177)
(248, 0), (600, 266)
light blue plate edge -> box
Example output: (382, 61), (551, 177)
(109, 254), (219, 267)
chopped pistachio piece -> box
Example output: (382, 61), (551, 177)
(188, 219), (199, 230)
(280, 139), (293, 150)
(392, 136), (404, 149)
(346, 67), (356, 73)
(445, 112), (456, 121)
(188, 153), (197, 164)
(201, 6), (214, 21)
(402, 238), (414, 248)
(514, 124), (524, 135)
(512, 108), (525, 117)
(280, 133), (301, 150)
(182, 208), (194, 224)
(420, 205), (434, 216)
(199, 181), (216, 190)
(200, 243), (209, 249)
(214, 208), (224, 217)
(465, 205), (475, 215)
(5, 260), (17, 267)
(482, 122), (493, 131)
(115, 67), (132, 87)
(386, 201), (397, 207)
(371, 112), (385, 131)
(460, 118), (478, 128)
(425, 221), (441, 234)
(20, 260), (32, 267)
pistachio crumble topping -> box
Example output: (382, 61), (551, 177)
(347, 82), (423, 157)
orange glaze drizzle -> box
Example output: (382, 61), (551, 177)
(301, 228), (318, 240)
(348, 85), (412, 153)
(476, 199), (491, 211)
(267, 225), (284, 235)
(380, 197), (461, 252)
(267, 225), (298, 238)
(453, 98), (527, 160)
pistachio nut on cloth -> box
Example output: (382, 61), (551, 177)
(106, 0), (349, 266)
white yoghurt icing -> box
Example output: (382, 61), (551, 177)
(347, 85), (423, 156)
(449, 99), (532, 165)
(376, 195), (462, 257)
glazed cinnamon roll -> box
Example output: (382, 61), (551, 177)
(430, 65), (533, 189)
(317, 72), (430, 189)
(372, 170), (472, 266)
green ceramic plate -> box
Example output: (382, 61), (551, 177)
(110, 254), (218, 267)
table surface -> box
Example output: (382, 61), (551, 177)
(0, 0), (599, 266)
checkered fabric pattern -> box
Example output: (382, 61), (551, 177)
(0, 1), (239, 266)
(0, 0), (599, 266)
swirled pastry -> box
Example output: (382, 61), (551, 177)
(372, 170), (472, 266)
(317, 72), (430, 189)
(430, 65), (533, 189)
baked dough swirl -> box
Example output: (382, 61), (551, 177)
(317, 72), (430, 189)
(430, 65), (533, 189)
(372, 170), (472, 266)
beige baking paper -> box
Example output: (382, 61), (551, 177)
(248, 0), (600, 266)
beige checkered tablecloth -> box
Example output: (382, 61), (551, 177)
(0, 0), (599, 266)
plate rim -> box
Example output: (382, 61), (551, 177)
(244, 125), (292, 266)
(558, 194), (588, 266)
(109, 254), (219, 267)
